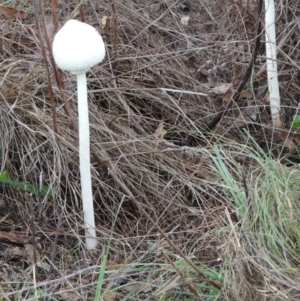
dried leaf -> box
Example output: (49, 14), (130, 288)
(27, 22), (54, 41)
(36, 261), (51, 272)
(8, 246), (23, 259)
(223, 90), (233, 104)
(181, 16), (190, 26)
(154, 120), (167, 140)
(207, 72), (218, 87)
(0, 231), (29, 243)
(101, 16), (108, 29)
(198, 65), (209, 76)
(276, 118), (296, 152)
(256, 85), (267, 99)
(121, 282), (151, 293)
(103, 292), (118, 301)
(245, 106), (257, 121)
(106, 261), (121, 270)
(59, 292), (82, 301)
(199, 65), (218, 88)
(136, 283), (152, 293)
(24, 244), (41, 265)
(239, 90), (252, 98)
(212, 83), (232, 94)
(293, 133), (300, 146)
(0, 6), (27, 19)
(236, 106), (257, 126)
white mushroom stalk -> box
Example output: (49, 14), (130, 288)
(265, 0), (280, 124)
(52, 20), (105, 249)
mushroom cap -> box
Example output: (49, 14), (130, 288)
(52, 19), (105, 75)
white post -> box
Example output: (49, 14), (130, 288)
(265, 0), (280, 124)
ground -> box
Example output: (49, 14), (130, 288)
(1, 0), (300, 300)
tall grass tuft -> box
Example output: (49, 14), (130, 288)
(206, 133), (300, 299)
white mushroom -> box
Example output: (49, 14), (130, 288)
(52, 19), (106, 250)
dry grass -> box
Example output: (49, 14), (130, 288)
(1, 0), (300, 300)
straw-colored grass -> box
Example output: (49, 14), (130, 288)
(1, 0), (300, 300)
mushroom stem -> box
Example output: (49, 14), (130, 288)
(265, 0), (280, 124)
(77, 72), (97, 250)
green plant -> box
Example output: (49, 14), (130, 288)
(10, 288), (59, 301)
(209, 134), (300, 294)
(94, 195), (126, 301)
(0, 171), (55, 197)
(290, 115), (300, 129)
(173, 256), (224, 301)
(24, 289), (59, 301)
